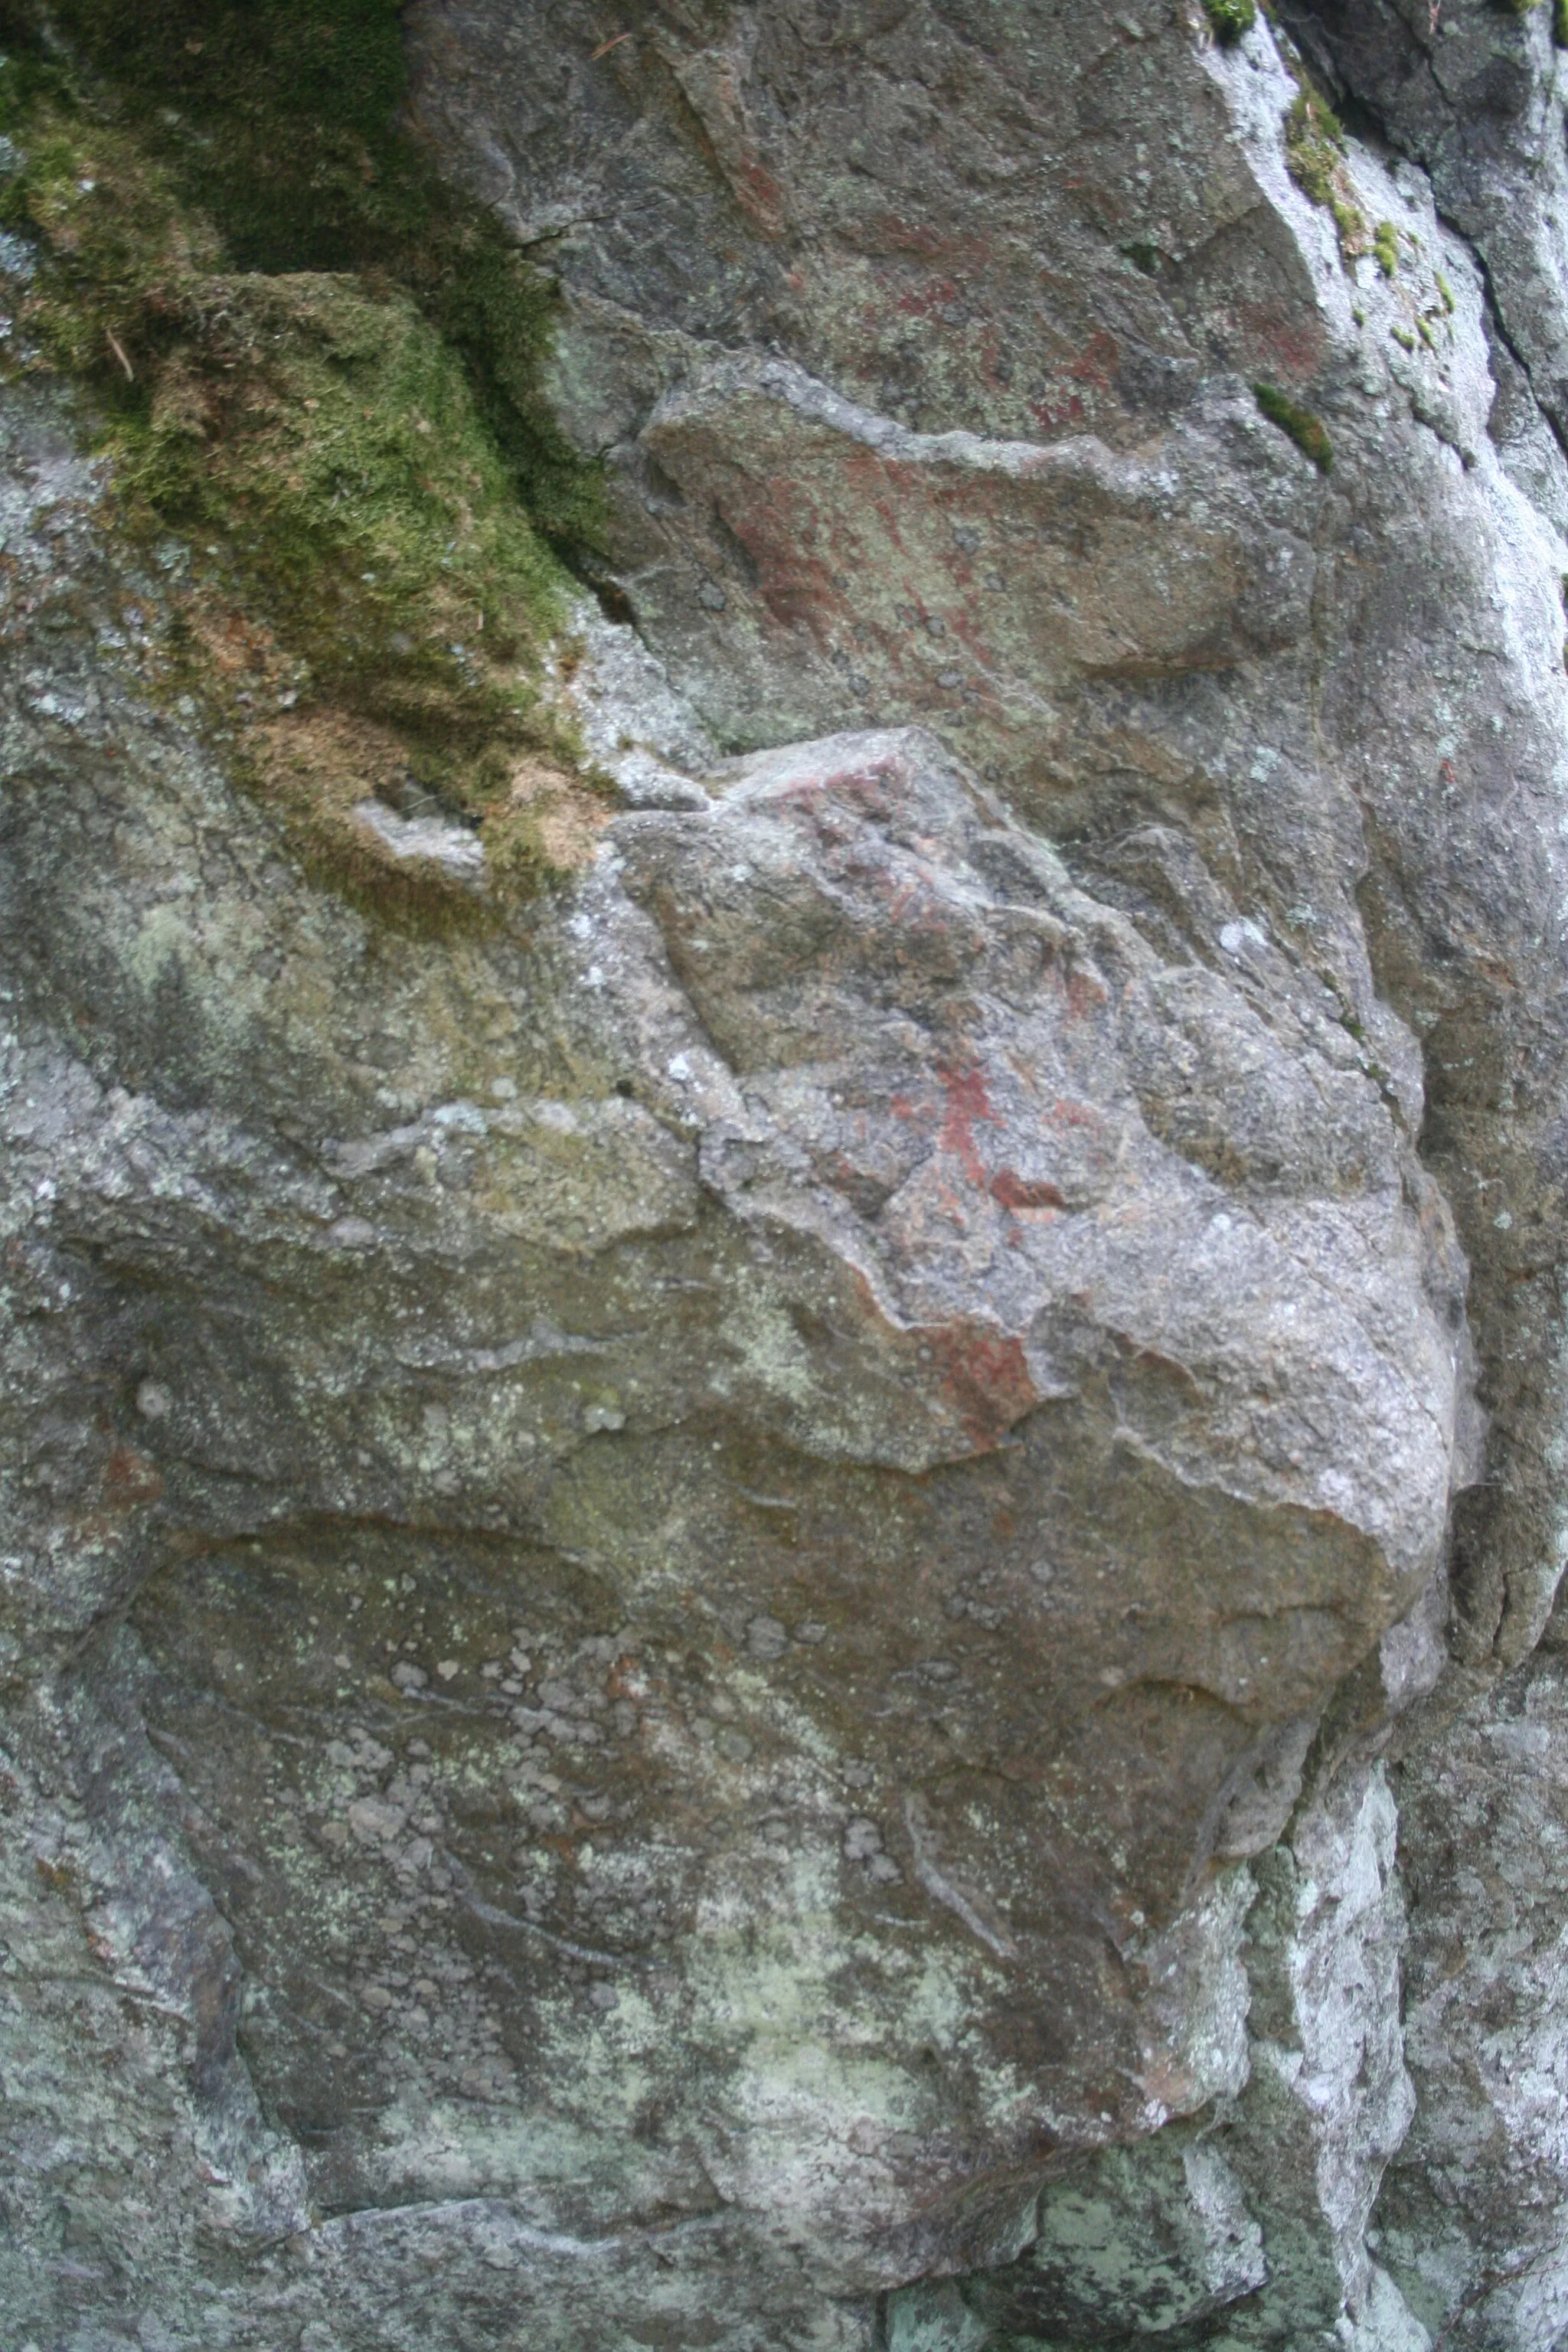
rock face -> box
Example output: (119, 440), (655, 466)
(7, 1), (1568, 2346)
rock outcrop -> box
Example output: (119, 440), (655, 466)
(6, 1), (1568, 2346)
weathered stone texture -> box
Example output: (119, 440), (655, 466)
(8, 1), (1568, 2346)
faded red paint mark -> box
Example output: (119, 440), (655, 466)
(710, 478), (861, 644)
(890, 1091), (939, 1127)
(1070, 330), (1120, 390)
(946, 606), (1000, 665)
(938, 1063), (1000, 1183)
(887, 878), (927, 923)
(926, 1324), (1037, 1452)
(1060, 1095), (1103, 1128)
(1237, 307), (1327, 378)
(894, 276), (972, 323)
(733, 155), (789, 240)
(867, 215), (966, 260)
(989, 1169), (1067, 1214)
(1065, 966), (1109, 1020)
(1032, 393), (1088, 433)
(103, 1447), (162, 1509)
(761, 566), (841, 635)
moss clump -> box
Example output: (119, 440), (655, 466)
(1284, 87), (1345, 207)
(1203, 0), (1256, 43)
(1436, 271), (1456, 314)
(0, 25), (612, 925)
(116, 273), (564, 717)
(1283, 84), (1369, 266)
(1557, 0), (1568, 43)
(1329, 195), (1367, 260)
(1390, 322), (1416, 351)
(1374, 220), (1400, 279)
(1253, 383), (1334, 474)
(0, 0), (599, 547)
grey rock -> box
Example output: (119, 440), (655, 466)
(885, 1762), (1429, 2350)
(405, 21), (1568, 2329)
(0, 374), (1461, 2335)
(349, 799), (488, 887)
(7, 0), (1568, 2343)
(1374, 1645), (1568, 2350)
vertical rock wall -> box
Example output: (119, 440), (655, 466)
(5, 1), (1568, 2345)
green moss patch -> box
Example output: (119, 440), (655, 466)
(1283, 83), (1367, 267)
(1283, 87), (1344, 207)
(0, 15), (612, 925)
(1373, 220), (1400, 279)
(1253, 383), (1334, 475)
(1202, 0), (1256, 44)
(0, 0), (601, 544)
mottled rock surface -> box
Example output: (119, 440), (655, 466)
(8, 1), (1568, 2346)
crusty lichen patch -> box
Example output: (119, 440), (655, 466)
(0, 31), (612, 928)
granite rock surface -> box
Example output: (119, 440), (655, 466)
(7, 1), (1568, 2345)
